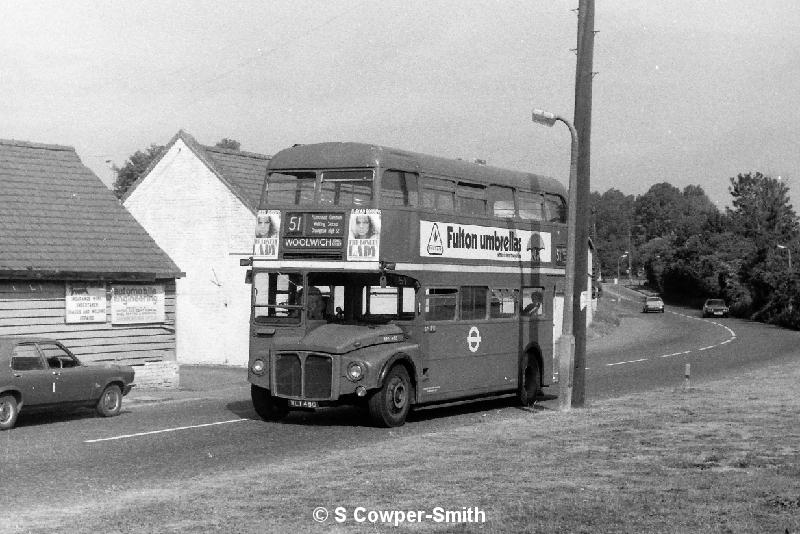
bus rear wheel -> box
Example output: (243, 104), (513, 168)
(368, 365), (413, 427)
(251, 385), (288, 421)
(518, 355), (542, 407)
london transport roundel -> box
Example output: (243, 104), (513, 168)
(467, 326), (482, 353)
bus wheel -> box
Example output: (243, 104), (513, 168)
(251, 385), (288, 421)
(518, 356), (541, 407)
(368, 365), (413, 427)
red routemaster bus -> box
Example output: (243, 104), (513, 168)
(243, 142), (567, 426)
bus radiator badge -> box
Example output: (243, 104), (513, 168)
(427, 223), (444, 255)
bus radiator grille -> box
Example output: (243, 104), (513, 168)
(274, 352), (332, 399)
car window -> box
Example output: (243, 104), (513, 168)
(39, 343), (79, 369)
(11, 344), (45, 371)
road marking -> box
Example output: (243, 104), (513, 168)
(84, 418), (247, 443)
(600, 289), (738, 367)
(606, 358), (648, 366)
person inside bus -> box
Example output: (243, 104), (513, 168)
(350, 214), (376, 240)
(522, 290), (543, 316)
(305, 287), (327, 320)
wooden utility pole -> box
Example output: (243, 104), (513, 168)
(572, 0), (594, 407)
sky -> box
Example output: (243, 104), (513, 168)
(2, 0), (799, 208)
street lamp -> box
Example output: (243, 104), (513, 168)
(777, 244), (792, 270)
(617, 252), (628, 282)
(532, 108), (578, 411)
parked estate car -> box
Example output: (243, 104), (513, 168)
(0, 337), (135, 430)
(702, 299), (729, 318)
(642, 296), (665, 313)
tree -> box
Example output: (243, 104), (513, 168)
(590, 188), (635, 277)
(215, 138), (241, 151)
(726, 172), (798, 243)
(112, 144), (164, 199)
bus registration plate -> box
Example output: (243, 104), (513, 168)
(289, 399), (318, 408)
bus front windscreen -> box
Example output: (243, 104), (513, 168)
(319, 170), (373, 206)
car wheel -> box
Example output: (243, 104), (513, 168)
(368, 365), (413, 427)
(0, 394), (20, 430)
(517, 355), (542, 407)
(251, 385), (288, 421)
(96, 385), (123, 417)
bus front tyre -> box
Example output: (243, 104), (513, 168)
(518, 357), (542, 407)
(251, 385), (288, 421)
(368, 365), (413, 427)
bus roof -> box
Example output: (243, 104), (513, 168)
(268, 142), (566, 196)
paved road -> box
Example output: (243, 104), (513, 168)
(1, 292), (797, 519)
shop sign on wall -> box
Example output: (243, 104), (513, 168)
(65, 282), (107, 323)
(111, 285), (165, 324)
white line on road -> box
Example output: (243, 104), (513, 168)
(606, 358), (649, 367)
(84, 418), (248, 443)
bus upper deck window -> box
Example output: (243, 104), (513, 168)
(544, 194), (567, 223)
(421, 178), (455, 212)
(320, 170), (374, 206)
(381, 170), (418, 207)
(517, 191), (545, 221)
(489, 185), (515, 218)
(265, 172), (316, 206)
(456, 183), (487, 216)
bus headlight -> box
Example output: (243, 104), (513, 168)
(346, 362), (365, 382)
(251, 359), (266, 375)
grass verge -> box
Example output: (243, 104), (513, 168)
(6, 359), (800, 533)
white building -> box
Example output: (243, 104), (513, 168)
(124, 131), (269, 366)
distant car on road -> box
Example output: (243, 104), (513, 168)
(642, 296), (665, 313)
(0, 337), (135, 430)
(702, 299), (729, 318)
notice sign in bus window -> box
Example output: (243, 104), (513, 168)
(420, 220), (551, 263)
(65, 282), (107, 323)
(111, 285), (165, 324)
(254, 210), (281, 259)
(347, 209), (381, 261)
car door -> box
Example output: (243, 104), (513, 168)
(38, 342), (91, 403)
(10, 343), (53, 406)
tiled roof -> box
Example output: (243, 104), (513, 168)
(202, 144), (270, 211)
(0, 139), (183, 279)
(124, 130), (270, 211)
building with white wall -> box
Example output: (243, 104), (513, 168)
(123, 131), (269, 366)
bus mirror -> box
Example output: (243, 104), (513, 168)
(240, 258), (252, 266)
(244, 270), (253, 284)
(379, 274), (387, 288)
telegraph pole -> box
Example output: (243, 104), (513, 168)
(571, 0), (595, 407)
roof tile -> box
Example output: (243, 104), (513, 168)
(0, 139), (183, 279)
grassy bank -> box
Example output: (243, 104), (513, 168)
(10, 359), (800, 533)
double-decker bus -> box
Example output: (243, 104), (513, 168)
(243, 142), (567, 426)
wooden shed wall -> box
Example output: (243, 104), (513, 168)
(0, 280), (176, 364)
